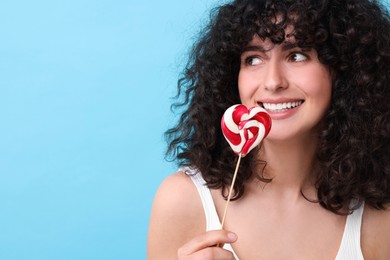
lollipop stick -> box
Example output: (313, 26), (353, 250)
(220, 152), (242, 229)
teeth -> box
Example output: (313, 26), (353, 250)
(262, 101), (303, 111)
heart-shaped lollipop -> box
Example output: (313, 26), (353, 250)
(221, 104), (272, 156)
(219, 104), (271, 230)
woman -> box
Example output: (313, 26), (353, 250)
(148, 0), (390, 259)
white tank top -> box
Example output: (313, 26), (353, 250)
(184, 167), (365, 260)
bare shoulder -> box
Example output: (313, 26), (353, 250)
(147, 171), (206, 260)
(361, 204), (390, 259)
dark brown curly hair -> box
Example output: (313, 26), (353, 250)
(165, 0), (390, 214)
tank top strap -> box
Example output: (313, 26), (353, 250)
(182, 166), (222, 231)
(182, 166), (239, 259)
(335, 201), (365, 260)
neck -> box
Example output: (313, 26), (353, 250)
(256, 135), (319, 199)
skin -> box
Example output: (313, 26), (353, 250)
(148, 172), (237, 260)
(147, 35), (390, 259)
(147, 172), (390, 259)
(238, 35), (332, 142)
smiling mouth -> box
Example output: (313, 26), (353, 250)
(261, 101), (304, 112)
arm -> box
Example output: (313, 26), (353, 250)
(361, 205), (390, 259)
(147, 171), (237, 260)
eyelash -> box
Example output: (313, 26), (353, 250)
(243, 51), (309, 66)
(245, 56), (262, 65)
(288, 52), (309, 62)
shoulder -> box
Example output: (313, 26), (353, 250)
(150, 170), (204, 219)
(361, 204), (390, 259)
(147, 171), (206, 259)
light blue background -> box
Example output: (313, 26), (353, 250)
(0, 0), (388, 259)
(0, 0), (221, 259)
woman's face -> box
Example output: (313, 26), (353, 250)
(238, 35), (332, 141)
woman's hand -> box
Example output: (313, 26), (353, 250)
(177, 230), (237, 259)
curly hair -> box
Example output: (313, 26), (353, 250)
(165, 0), (390, 214)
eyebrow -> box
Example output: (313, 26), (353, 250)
(281, 41), (299, 51)
(241, 45), (267, 53)
(241, 41), (301, 53)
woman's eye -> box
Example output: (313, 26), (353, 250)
(289, 53), (308, 62)
(246, 56), (262, 65)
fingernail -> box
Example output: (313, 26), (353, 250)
(227, 232), (237, 241)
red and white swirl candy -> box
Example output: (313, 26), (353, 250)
(221, 104), (272, 156)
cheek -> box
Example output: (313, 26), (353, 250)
(238, 71), (258, 104)
(303, 68), (332, 101)
(316, 73), (332, 105)
(237, 72), (246, 102)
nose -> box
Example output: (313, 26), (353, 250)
(263, 60), (288, 91)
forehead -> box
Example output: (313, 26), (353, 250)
(245, 26), (297, 52)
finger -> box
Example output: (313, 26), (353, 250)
(178, 230), (237, 256)
(187, 246), (236, 260)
